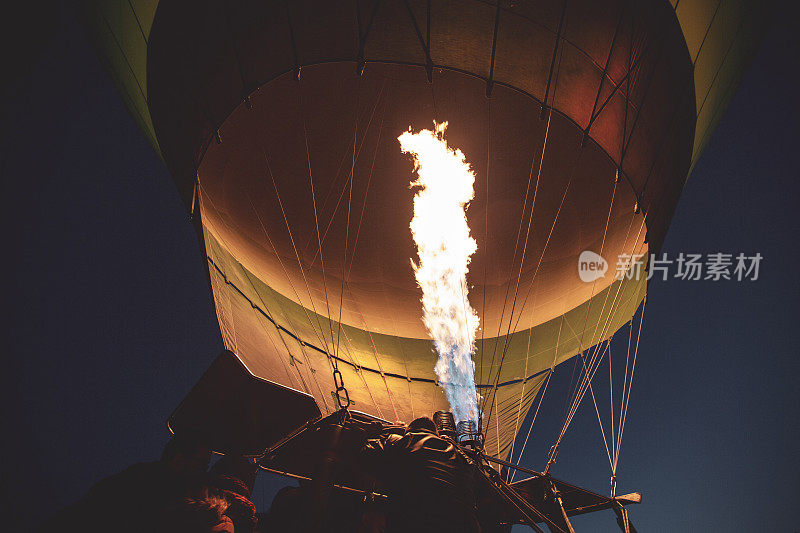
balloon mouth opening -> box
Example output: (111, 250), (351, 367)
(196, 62), (649, 347)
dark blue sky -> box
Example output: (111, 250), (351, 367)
(1, 4), (796, 531)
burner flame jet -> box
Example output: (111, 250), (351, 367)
(399, 122), (480, 427)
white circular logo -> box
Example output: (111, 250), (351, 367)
(578, 250), (608, 282)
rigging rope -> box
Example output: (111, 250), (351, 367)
(506, 0), (687, 480)
(210, 194), (308, 394)
(480, 25), (573, 447)
(261, 152), (345, 413)
(306, 80), (388, 267)
(333, 68), (362, 363)
(614, 296), (646, 474)
(479, 16), (569, 420)
(198, 186), (332, 412)
(545, 215), (646, 474)
(244, 192), (330, 360)
(542, 177), (630, 473)
(300, 97), (337, 358)
(507, 321), (534, 472)
(507, 122), (647, 477)
(479, 103), (553, 428)
(341, 85), (401, 421)
(479, 69), (555, 395)
(478, 95), (490, 415)
(263, 153), (334, 356)
(346, 86), (387, 278)
(609, 320), (616, 466)
(508, 312), (565, 482)
(614, 315), (635, 470)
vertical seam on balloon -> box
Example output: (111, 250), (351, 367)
(584, 2), (627, 143)
(401, 0), (433, 68)
(541, 0), (569, 117)
(125, 0), (148, 44)
(98, 8), (148, 105)
(486, 0), (502, 97)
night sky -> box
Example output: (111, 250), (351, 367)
(2, 3), (797, 531)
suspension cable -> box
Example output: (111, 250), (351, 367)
(480, 17), (569, 421)
(478, 95), (490, 413)
(614, 295), (646, 474)
(546, 214), (646, 473)
(333, 67), (362, 361)
(201, 190), (309, 395)
(198, 187), (332, 412)
(509, 313), (565, 482)
(299, 83), (337, 357)
(480, 104), (548, 419)
(544, 183), (640, 473)
(245, 192), (330, 363)
(262, 151), (334, 357)
(339, 84), (401, 421)
(480, 103), (562, 428)
(520, 0), (688, 480)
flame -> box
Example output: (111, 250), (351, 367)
(398, 121), (480, 426)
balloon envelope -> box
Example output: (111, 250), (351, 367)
(81, 0), (768, 457)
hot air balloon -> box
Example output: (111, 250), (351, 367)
(80, 0), (768, 529)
